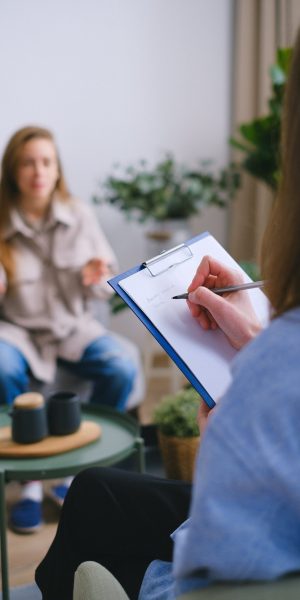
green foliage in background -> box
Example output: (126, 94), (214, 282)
(230, 47), (292, 190)
(153, 386), (201, 437)
(104, 48), (293, 315)
(94, 155), (240, 222)
(109, 293), (127, 315)
(238, 260), (261, 281)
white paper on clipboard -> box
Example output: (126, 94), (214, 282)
(117, 233), (270, 404)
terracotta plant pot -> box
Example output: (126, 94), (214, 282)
(158, 431), (200, 482)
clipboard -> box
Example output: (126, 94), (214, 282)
(108, 231), (269, 408)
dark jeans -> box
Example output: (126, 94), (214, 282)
(35, 467), (192, 600)
(0, 336), (136, 410)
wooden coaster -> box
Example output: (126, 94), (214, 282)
(0, 420), (101, 457)
(14, 392), (44, 409)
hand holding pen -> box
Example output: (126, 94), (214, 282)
(183, 255), (263, 350)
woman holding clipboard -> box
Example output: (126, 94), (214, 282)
(36, 28), (300, 600)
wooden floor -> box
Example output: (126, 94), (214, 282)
(4, 356), (186, 590)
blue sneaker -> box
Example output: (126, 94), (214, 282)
(10, 499), (42, 533)
(48, 484), (69, 507)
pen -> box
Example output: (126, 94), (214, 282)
(172, 280), (265, 299)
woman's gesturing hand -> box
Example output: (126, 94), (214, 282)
(81, 258), (111, 287)
(187, 255), (262, 350)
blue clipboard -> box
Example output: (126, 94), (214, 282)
(108, 231), (215, 408)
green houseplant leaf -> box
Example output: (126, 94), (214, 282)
(153, 386), (201, 437)
(230, 47), (292, 190)
(93, 155), (240, 223)
(108, 293), (127, 315)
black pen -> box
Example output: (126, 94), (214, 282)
(172, 280), (265, 299)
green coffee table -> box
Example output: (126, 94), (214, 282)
(0, 404), (145, 600)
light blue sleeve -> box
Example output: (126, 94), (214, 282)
(173, 318), (300, 589)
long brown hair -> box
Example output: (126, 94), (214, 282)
(0, 126), (70, 281)
(261, 29), (300, 317)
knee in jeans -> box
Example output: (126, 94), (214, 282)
(0, 344), (28, 404)
(0, 357), (24, 383)
(112, 357), (136, 388)
(0, 342), (27, 373)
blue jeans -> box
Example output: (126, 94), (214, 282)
(0, 336), (136, 411)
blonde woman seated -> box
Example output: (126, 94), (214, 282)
(0, 126), (136, 532)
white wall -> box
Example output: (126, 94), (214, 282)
(0, 0), (233, 345)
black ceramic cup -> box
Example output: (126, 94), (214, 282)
(11, 392), (48, 444)
(47, 391), (81, 436)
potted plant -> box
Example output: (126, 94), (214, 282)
(95, 155), (240, 315)
(153, 386), (201, 482)
(94, 154), (240, 232)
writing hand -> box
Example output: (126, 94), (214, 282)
(187, 255), (262, 350)
(81, 258), (111, 287)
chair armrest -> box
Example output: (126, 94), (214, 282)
(177, 575), (300, 600)
(73, 561), (130, 600)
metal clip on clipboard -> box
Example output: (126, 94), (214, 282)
(143, 243), (193, 276)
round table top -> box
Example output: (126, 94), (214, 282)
(0, 404), (141, 481)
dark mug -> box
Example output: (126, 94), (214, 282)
(47, 391), (81, 436)
(10, 392), (48, 444)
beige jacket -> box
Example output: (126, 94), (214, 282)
(0, 198), (118, 382)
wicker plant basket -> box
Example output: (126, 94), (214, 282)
(158, 431), (200, 482)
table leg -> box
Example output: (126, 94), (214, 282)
(135, 437), (145, 473)
(0, 470), (9, 600)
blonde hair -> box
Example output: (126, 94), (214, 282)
(0, 125), (70, 281)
